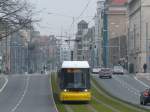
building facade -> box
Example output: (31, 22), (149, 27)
(0, 21), (12, 73)
(60, 45), (71, 62)
(56, 42), (71, 69)
(128, 0), (150, 73)
(105, 0), (128, 67)
(10, 31), (28, 74)
(83, 27), (95, 67)
(30, 35), (57, 72)
(94, 1), (104, 67)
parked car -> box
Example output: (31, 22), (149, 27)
(99, 68), (112, 78)
(92, 67), (101, 74)
(113, 66), (124, 75)
(140, 89), (150, 105)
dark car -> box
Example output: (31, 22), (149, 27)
(28, 69), (33, 74)
(140, 89), (150, 105)
(99, 68), (112, 79)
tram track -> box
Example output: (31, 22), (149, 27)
(51, 73), (97, 112)
(92, 96), (120, 112)
(86, 104), (99, 112)
(64, 105), (74, 112)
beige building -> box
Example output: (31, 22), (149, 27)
(105, 0), (128, 67)
(128, 0), (150, 73)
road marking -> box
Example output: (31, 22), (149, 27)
(11, 73), (50, 77)
(10, 76), (30, 112)
(134, 76), (149, 88)
(113, 76), (140, 95)
(0, 76), (8, 93)
(25, 73), (50, 76)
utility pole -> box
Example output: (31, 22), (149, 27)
(119, 35), (120, 63)
(146, 22), (149, 72)
(65, 39), (80, 61)
(5, 22), (8, 74)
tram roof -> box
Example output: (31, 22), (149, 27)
(62, 61), (90, 68)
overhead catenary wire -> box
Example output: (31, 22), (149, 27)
(77, 0), (93, 20)
(68, 0), (93, 32)
(42, 0), (94, 36)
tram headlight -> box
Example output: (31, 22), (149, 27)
(84, 89), (88, 92)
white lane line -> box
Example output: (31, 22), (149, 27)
(0, 76), (8, 93)
(11, 73), (50, 77)
(113, 76), (139, 93)
(10, 76), (30, 112)
(134, 76), (150, 88)
(113, 76), (140, 95)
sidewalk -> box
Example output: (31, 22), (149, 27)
(136, 73), (150, 76)
(135, 73), (150, 79)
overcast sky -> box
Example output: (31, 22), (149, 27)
(29, 0), (99, 36)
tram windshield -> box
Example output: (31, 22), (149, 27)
(61, 68), (90, 90)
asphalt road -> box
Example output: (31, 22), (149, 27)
(93, 74), (149, 107)
(0, 73), (57, 112)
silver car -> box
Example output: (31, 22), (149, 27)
(99, 68), (112, 79)
(113, 66), (124, 75)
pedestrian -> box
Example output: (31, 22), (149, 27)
(143, 63), (147, 73)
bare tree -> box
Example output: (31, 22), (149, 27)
(0, 0), (35, 39)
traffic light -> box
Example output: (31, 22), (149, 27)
(43, 65), (47, 70)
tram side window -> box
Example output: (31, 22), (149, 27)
(86, 69), (90, 89)
(59, 69), (64, 89)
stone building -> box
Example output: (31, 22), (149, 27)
(128, 0), (150, 73)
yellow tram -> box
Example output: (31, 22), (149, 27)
(57, 61), (91, 102)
